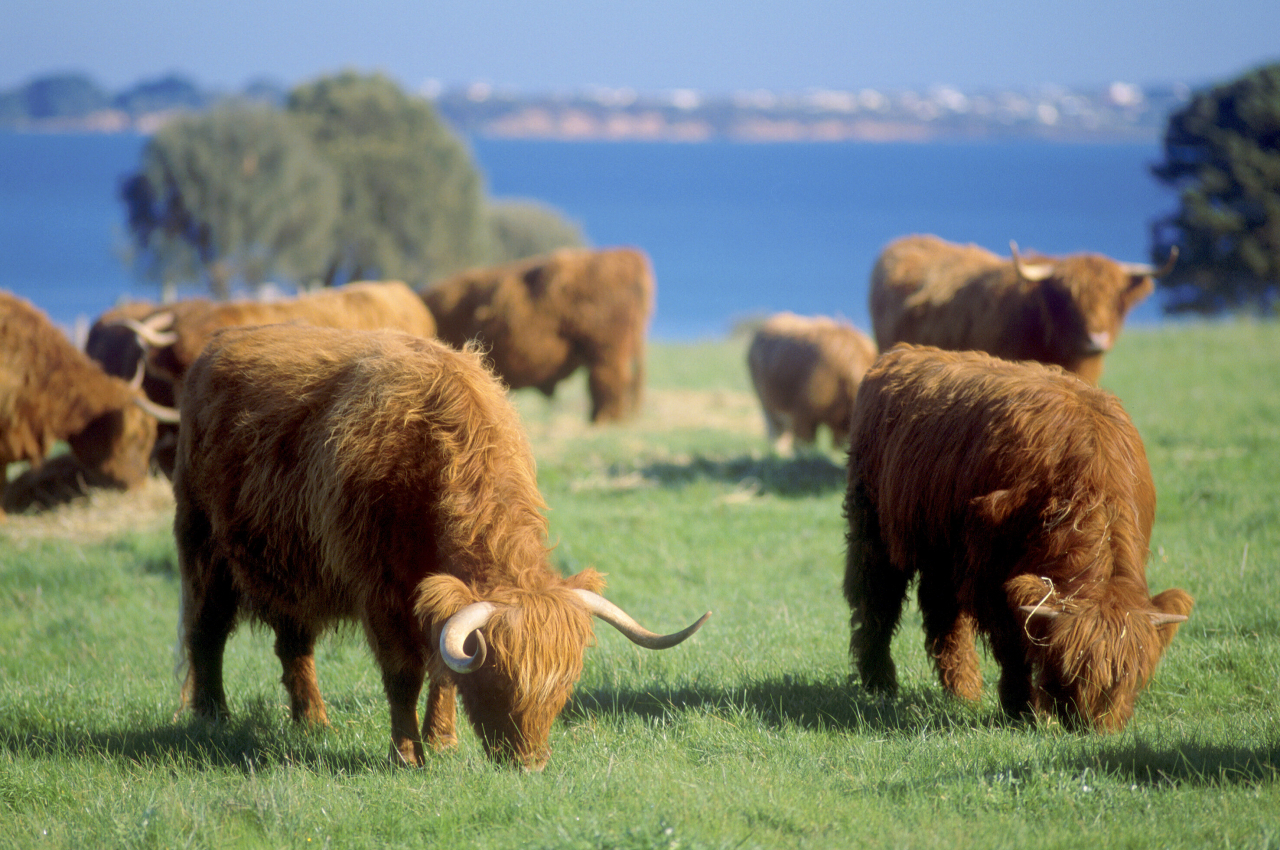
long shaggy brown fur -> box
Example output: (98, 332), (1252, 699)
(843, 344), (1192, 732)
(0, 291), (155, 517)
(869, 234), (1158, 383)
(746, 312), (877, 452)
(423, 247), (654, 423)
(173, 324), (614, 768)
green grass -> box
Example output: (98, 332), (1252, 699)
(3, 322), (1279, 849)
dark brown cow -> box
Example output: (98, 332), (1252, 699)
(843, 344), (1192, 731)
(746, 312), (878, 453)
(423, 247), (654, 423)
(869, 234), (1175, 383)
(0, 291), (156, 517)
(173, 324), (708, 769)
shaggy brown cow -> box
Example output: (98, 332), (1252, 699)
(843, 344), (1192, 731)
(746, 312), (878, 453)
(423, 247), (654, 423)
(173, 324), (708, 769)
(869, 234), (1176, 383)
(0, 291), (156, 517)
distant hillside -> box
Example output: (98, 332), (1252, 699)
(0, 71), (1186, 142)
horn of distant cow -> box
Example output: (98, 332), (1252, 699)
(1120, 245), (1179, 279)
(122, 313), (179, 347)
(1009, 241), (1054, 282)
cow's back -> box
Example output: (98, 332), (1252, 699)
(850, 345), (1154, 577)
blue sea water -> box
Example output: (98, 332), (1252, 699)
(0, 132), (1177, 340)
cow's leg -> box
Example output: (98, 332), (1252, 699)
(586, 344), (634, 423)
(922, 607), (983, 702)
(182, 561), (239, 721)
(176, 503), (238, 721)
(422, 665), (459, 752)
(843, 482), (908, 694)
(988, 621), (1035, 721)
(272, 620), (328, 726)
(364, 614), (427, 766)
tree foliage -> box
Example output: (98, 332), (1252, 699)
(287, 71), (487, 285)
(121, 103), (340, 298)
(1151, 62), (1280, 314)
(485, 199), (586, 264)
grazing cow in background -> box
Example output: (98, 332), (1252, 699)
(869, 234), (1176, 383)
(173, 324), (708, 770)
(115, 281), (436, 476)
(746, 312), (877, 453)
(423, 247), (654, 423)
(0, 291), (157, 517)
(843, 344), (1192, 732)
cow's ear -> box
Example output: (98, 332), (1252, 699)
(415, 574), (480, 626)
(1006, 574), (1062, 615)
(565, 567), (607, 594)
(1149, 587), (1193, 647)
(970, 489), (1019, 526)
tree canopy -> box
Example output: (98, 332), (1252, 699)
(485, 199), (586, 265)
(1151, 62), (1280, 314)
(287, 72), (488, 286)
(121, 103), (340, 298)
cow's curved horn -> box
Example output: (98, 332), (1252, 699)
(438, 601), (497, 673)
(1019, 604), (1061, 621)
(1010, 241), (1054, 282)
(122, 315), (179, 347)
(573, 590), (710, 649)
(1148, 611), (1189, 627)
(1121, 245), (1179, 279)
(133, 395), (181, 424)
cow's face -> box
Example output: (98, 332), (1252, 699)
(1015, 583), (1193, 732)
(1033, 256), (1155, 375)
(67, 404), (156, 487)
(422, 571), (604, 770)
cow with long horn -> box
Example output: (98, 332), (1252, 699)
(172, 323), (708, 770)
(869, 234), (1176, 383)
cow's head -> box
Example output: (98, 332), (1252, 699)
(1011, 243), (1175, 381)
(1007, 574), (1192, 732)
(67, 384), (158, 490)
(418, 568), (709, 770)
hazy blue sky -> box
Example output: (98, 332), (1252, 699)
(4, 0), (1278, 94)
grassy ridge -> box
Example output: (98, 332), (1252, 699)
(1, 322), (1278, 849)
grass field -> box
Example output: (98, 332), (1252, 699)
(2, 322), (1278, 849)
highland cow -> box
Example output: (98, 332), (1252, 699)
(423, 247), (654, 423)
(0, 291), (157, 517)
(843, 344), (1192, 731)
(869, 234), (1176, 382)
(173, 324), (708, 769)
(746, 312), (878, 452)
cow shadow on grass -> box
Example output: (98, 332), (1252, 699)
(0, 697), (395, 777)
(631, 452), (846, 498)
(565, 677), (1280, 788)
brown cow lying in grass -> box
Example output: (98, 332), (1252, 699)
(869, 234), (1175, 383)
(843, 344), (1192, 731)
(172, 324), (708, 769)
(0, 291), (157, 518)
(423, 247), (654, 423)
(746, 312), (877, 453)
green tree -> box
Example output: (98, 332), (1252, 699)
(120, 102), (340, 299)
(287, 71), (487, 285)
(1151, 62), (1280, 313)
(485, 198), (587, 264)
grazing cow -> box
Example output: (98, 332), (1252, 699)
(173, 324), (708, 769)
(0, 291), (156, 517)
(843, 344), (1192, 731)
(423, 247), (654, 423)
(746, 312), (878, 453)
(869, 234), (1176, 383)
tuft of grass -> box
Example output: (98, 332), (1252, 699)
(2, 321), (1279, 849)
